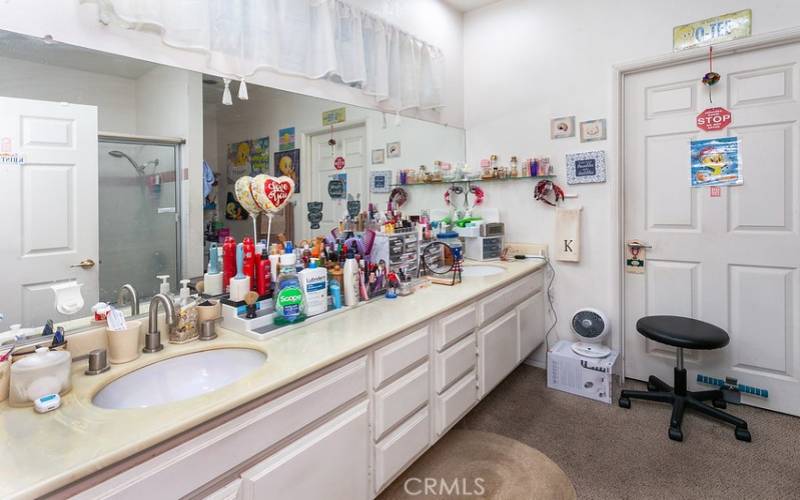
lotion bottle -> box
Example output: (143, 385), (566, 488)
(343, 250), (359, 307)
(298, 259), (328, 316)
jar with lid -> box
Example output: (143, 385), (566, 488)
(510, 156), (519, 177)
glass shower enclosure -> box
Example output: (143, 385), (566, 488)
(98, 137), (182, 304)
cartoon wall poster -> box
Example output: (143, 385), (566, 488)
(279, 127), (295, 151)
(250, 137), (270, 174)
(690, 136), (742, 187)
(225, 192), (247, 220)
(274, 149), (301, 193)
(227, 140), (252, 182)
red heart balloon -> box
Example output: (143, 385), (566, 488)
(262, 175), (295, 212)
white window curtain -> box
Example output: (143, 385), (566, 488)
(87, 0), (445, 111)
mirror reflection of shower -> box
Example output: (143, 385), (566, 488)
(108, 150), (159, 175)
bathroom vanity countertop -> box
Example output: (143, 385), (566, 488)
(0, 259), (544, 499)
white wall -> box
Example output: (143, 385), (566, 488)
(205, 85), (465, 242)
(0, 0), (465, 128)
(0, 55), (136, 132)
(463, 0), (800, 363)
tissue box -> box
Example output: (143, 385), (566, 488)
(547, 340), (619, 404)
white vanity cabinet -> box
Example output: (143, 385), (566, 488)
(68, 268), (545, 500)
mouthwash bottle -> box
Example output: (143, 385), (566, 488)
(274, 253), (306, 325)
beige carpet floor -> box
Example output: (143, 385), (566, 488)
(380, 429), (576, 500)
(451, 365), (800, 499)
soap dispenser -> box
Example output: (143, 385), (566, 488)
(157, 275), (173, 300)
(171, 279), (198, 344)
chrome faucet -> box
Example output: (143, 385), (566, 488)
(117, 284), (140, 316)
(143, 293), (176, 353)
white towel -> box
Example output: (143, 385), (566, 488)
(555, 207), (581, 262)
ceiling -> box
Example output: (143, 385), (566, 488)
(442, 0), (504, 12)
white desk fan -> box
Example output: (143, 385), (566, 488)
(570, 308), (611, 358)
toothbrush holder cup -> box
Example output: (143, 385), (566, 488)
(106, 320), (142, 364)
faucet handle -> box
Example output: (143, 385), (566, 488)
(85, 349), (111, 375)
(142, 331), (163, 353)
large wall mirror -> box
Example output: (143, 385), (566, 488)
(0, 30), (465, 338)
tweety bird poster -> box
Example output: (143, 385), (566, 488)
(690, 136), (741, 187)
(274, 149), (301, 193)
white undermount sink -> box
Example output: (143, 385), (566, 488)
(461, 264), (506, 277)
(92, 348), (267, 410)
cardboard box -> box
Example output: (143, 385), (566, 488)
(547, 340), (619, 404)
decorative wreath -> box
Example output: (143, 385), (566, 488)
(389, 187), (408, 208)
(444, 185), (464, 206)
(469, 185), (485, 207)
(534, 180), (565, 206)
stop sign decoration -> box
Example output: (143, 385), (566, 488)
(696, 107), (732, 131)
(334, 156), (345, 170)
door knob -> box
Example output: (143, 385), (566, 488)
(70, 259), (96, 270)
(625, 240), (652, 249)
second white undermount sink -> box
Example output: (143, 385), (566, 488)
(461, 264), (506, 277)
(92, 348), (267, 410)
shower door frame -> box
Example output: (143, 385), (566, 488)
(98, 133), (185, 285)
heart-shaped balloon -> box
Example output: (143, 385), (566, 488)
(252, 174), (295, 213)
(250, 174), (273, 212)
(234, 176), (261, 215)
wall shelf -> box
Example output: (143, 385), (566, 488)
(391, 175), (556, 188)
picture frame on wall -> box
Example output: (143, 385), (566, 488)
(579, 119), (607, 142)
(387, 141), (401, 158)
(274, 149), (301, 193)
(550, 116), (575, 139)
(371, 148), (385, 164)
(566, 150), (606, 184)
(370, 170), (392, 193)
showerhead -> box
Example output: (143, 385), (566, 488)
(108, 150), (158, 175)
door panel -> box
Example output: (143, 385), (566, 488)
(309, 125), (366, 239)
(0, 97), (98, 329)
(624, 41), (800, 415)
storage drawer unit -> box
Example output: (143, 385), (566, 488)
(435, 369), (478, 435)
(373, 363), (430, 440)
(434, 333), (476, 393)
(373, 326), (430, 389)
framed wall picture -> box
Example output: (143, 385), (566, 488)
(550, 116), (575, 139)
(387, 141), (401, 158)
(274, 148), (301, 193)
(371, 148), (385, 164)
(566, 150), (606, 184)
(370, 170), (392, 193)
(580, 119), (607, 142)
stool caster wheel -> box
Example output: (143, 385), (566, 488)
(668, 427), (683, 442)
(712, 399), (727, 409)
(735, 427), (751, 442)
(618, 397), (631, 409)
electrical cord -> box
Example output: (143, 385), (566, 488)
(509, 254), (557, 351)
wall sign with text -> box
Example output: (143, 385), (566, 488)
(673, 9), (751, 51)
(566, 150), (606, 185)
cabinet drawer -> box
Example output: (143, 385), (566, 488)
(239, 401), (369, 500)
(435, 370), (478, 436)
(435, 333), (476, 393)
(74, 358), (367, 500)
(373, 326), (430, 389)
(436, 304), (477, 351)
(374, 407), (431, 493)
(202, 480), (241, 500)
(478, 271), (543, 325)
(373, 363), (429, 440)
(479, 311), (519, 398)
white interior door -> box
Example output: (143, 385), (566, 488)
(624, 41), (800, 415)
(0, 97), (99, 329)
(309, 125), (367, 238)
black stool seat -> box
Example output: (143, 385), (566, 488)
(620, 315), (750, 443)
(636, 315), (729, 350)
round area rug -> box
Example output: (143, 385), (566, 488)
(379, 430), (576, 500)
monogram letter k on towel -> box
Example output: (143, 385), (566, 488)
(555, 207), (581, 262)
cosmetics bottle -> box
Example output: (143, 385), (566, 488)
(242, 237), (255, 284)
(222, 236), (237, 292)
(257, 248), (271, 296)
